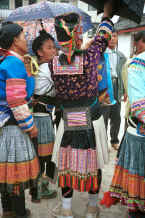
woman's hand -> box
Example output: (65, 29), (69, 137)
(103, 0), (113, 18)
(29, 125), (38, 138)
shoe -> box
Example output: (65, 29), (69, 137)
(56, 208), (73, 218)
(41, 176), (57, 199)
(86, 205), (100, 218)
(41, 190), (57, 199)
(111, 143), (119, 151)
(16, 209), (31, 218)
(25, 209), (31, 217)
(2, 211), (16, 218)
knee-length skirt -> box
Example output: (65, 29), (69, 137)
(0, 125), (39, 194)
(52, 114), (109, 192)
(110, 130), (145, 212)
(34, 116), (54, 157)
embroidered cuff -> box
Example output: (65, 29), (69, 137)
(11, 104), (34, 132)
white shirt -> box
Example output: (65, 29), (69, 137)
(34, 63), (55, 97)
(34, 63), (55, 117)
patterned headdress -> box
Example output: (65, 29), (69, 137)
(55, 13), (83, 64)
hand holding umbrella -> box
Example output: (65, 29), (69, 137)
(80, 0), (144, 24)
(103, 0), (113, 18)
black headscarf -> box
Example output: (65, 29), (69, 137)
(0, 23), (23, 49)
(54, 13), (83, 64)
(55, 13), (80, 43)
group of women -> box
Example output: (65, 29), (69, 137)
(0, 0), (145, 218)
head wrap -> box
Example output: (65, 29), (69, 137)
(55, 13), (83, 64)
(0, 23), (23, 49)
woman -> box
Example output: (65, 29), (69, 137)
(30, 30), (57, 202)
(101, 31), (145, 218)
(0, 23), (39, 218)
(50, 1), (114, 218)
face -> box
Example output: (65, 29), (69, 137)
(38, 39), (56, 63)
(76, 38), (83, 49)
(108, 32), (118, 49)
(14, 31), (28, 55)
(134, 39), (145, 55)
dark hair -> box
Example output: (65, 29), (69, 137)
(55, 13), (80, 42)
(32, 29), (55, 58)
(0, 23), (23, 49)
(134, 31), (145, 43)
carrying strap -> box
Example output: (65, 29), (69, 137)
(0, 48), (11, 64)
(24, 54), (39, 76)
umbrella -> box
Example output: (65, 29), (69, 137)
(6, 1), (93, 33)
(16, 19), (57, 54)
(80, 0), (144, 24)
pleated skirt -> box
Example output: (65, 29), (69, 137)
(34, 116), (54, 157)
(52, 116), (109, 192)
(110, 131), (145, 212)
(0, 125), (39, 194)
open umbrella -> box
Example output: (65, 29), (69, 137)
(16, 19), (57, 54)
(80, 0), (144, 24)
(6, 1), (93, 33)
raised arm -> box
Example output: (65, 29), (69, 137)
(84, 0), (114, 65)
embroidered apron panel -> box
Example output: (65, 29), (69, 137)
(53, 56), (83, 75)
(63, 106), (91, 131)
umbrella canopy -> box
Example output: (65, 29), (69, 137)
(80, 0), (144, 24)
(6, 1), (93, 33)
(17, 19), (57, 55)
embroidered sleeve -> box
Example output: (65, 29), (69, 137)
(128, 57), (145, 135)
(84, 19), (113, 86)
(85, 19), (113, 65)
(6, 58), (34, 132)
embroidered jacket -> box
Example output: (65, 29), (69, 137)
(0, 55), (34, 132)
(51, 19), (113, 104)
(128, 51), (145, 135)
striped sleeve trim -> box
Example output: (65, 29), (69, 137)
(131, 99), (145, 123)
(17, 114), (33, 124)
(6, 78), (34, 132)
(6, 78), (27, 107)
(20, 119), (34, 130)
(11, 104), (34, 132)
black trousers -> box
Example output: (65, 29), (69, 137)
(102, 102), (121, 144)
(1, 191), (26, 217)
(62, 169), (102, 198)
(39, 155), (55, 178)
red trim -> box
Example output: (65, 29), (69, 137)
(118, 26), (145, 34)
